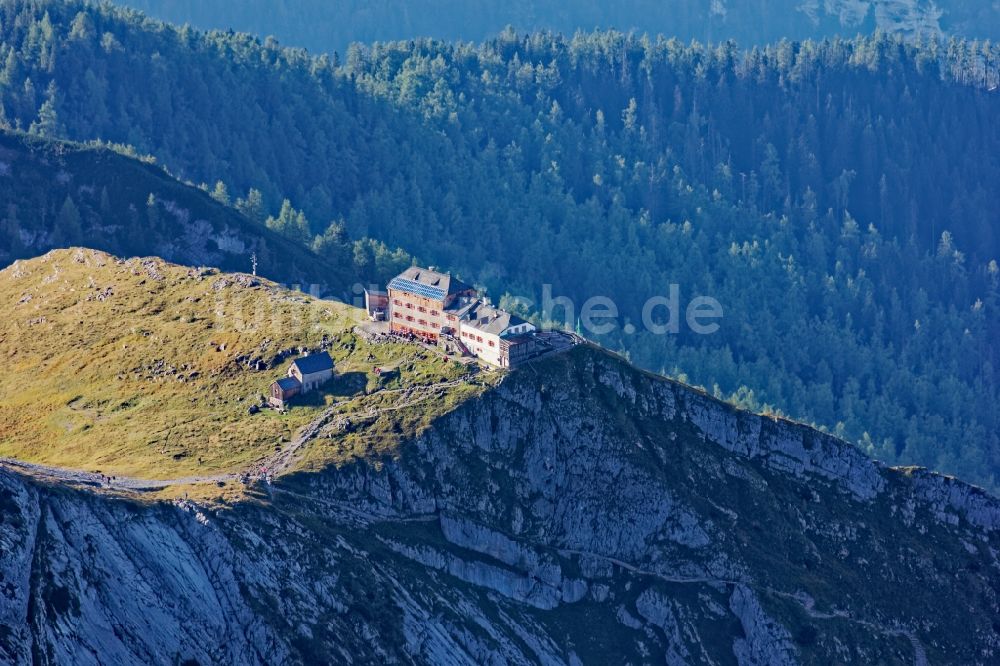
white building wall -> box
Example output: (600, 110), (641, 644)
(458, 323), (503, 366)
(290, 367), (334, 392)
(506, 323), (536, 336)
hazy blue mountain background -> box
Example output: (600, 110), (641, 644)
(121, 0), (1000, 55)
(1, 0), (998, 489)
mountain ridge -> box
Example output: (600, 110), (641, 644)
(2, 342), (998, 663)
(1, 254), (998, 663)
(0, 1), (996, 662)
(3, 0), (997, 487)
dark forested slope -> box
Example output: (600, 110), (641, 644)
(120, 0), (1000, 55)
(0, 129), (352, 286)
(1, 0), (998, 488)
(0, 127), (411, 292)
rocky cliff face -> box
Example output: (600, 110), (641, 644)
(798, 0), (946, 39)
(2, 346), (998, 664)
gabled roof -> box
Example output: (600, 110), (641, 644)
(463, 302), (532, 337)
(388, 266), (472, 301)
(274, 376), (301, 391)
(291, 351), (334, 375)
(444, 295), (479, 317)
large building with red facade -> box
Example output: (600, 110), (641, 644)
(387, 266), (478, 341)
(387, 266), (539, 367)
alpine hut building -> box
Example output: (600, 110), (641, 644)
(386, 266), (540, 368)
(288, 351), (335, 392)
(269, 377), (302, 409)
(387, 267), (477, 342)
(269, 351), (335, 408)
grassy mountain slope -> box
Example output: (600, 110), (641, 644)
(2, 310), (999, 663)
(0, 248), (481, 481)
(0, 130), (349, 289)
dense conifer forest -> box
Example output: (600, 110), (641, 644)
(121, 0), (1000, 55)
(1, 0), (999, 487)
